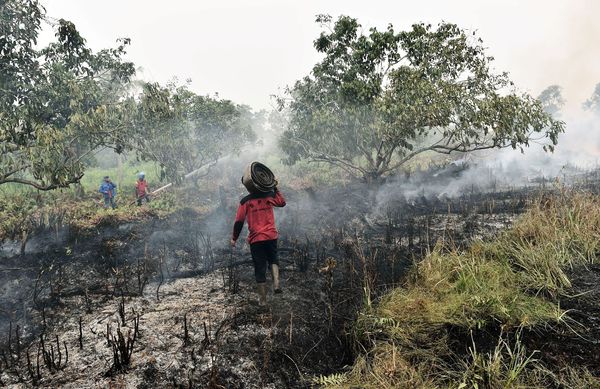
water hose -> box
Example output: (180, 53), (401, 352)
(242, 162), (276, 193)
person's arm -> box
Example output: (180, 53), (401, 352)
(231, 203), (247, 246)
(270, 188), (286, 208)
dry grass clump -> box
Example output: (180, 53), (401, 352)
(321, 191), (600, 388)
(491, 191), (600, 295)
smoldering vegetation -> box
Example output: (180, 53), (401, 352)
(2, 153), (600, 387)
(2, 1), (600, 386)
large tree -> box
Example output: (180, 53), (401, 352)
(0, 0), (135, 190)
(279, 15), (564, 181)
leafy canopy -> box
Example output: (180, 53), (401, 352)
(279, 15), (565, 180)
(0, 0), (135, 190)
(132, 82), (256, 182)
(0, 0), (256, 190)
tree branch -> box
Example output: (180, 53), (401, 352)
(0, 174), (84, 191)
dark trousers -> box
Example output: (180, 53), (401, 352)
(137, 194), (150, 206)
(103, 195), (116, 209)
(250, 239), (278, 283)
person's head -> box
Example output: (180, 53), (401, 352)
(138, 172), (145, 181)
(103, 176), (110, 182)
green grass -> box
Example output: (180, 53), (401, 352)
(79, 161), (161, 195)
(0, 160), (161, 198)
(0, 160), (185, 242)
(322, 190), (600, 388)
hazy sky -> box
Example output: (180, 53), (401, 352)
(41, 0), (600, 112)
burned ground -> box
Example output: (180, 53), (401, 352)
(526, 264), (600, 375)
(0, 181), (598, 387)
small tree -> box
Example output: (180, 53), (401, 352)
(583, 83), (600, 114)
(279, 15), (564, 181)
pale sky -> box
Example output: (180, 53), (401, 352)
(41, 0), (600, 112)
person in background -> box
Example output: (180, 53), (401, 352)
(230, 180), (286, 306)
(99, 176), (117, 209)
(135, 172), (150, 206)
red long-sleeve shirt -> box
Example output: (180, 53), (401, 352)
(232, 189), (286, 244)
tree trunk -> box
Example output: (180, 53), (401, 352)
(20, 230), (29, 256)
(74, 183), (85, 199)
(117, 153), (124, 189)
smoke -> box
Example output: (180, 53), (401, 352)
(371, 108), (600, 217)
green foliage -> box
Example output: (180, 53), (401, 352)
(459, 333), (539, 388)
(0, 191), (37, 239)
(132, 82), (256, 182)
(313, 373), (347, 386)
(148, 192), (180, 215)
(280, 16), (564, 181)
(0, 1), (256, 191)
(0, 0), (136, 190)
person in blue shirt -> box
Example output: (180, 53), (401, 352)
(98, 176), (117, 209)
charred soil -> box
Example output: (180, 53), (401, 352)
(2, 183), (597, 387)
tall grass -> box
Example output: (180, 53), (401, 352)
(322, 190), (600, 388)
(489, 192), (600, 295)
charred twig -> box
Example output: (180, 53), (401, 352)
(183, 313), (190, 346)
(41, 305), (47, 330)
(199, 231), (215, 272)
(35, 344), (41, 379)
(79, 317), (84, 350)
(26, 345), (40, 382)
(288, 311), (293, 344)
(118, 293), (126, 326)
(226, 247), (240, 294)
(39, 334), (68, 372)
(197, 321), (210, 356)
(8, 321), (12, 357)
(137, 244), (149, 296)
(15, 324), (21, 363)
(157, 245), (165, 301)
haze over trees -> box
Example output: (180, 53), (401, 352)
(583, 83), (600, 115)
(1, 4), (574, 190)
(132, 82), (256, 181)
(0, 0), (257, 190)
(279, 15), (565, 181)
(538, 85), (565, 116)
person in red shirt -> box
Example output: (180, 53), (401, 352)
(135, 172), (150, 206)
(230, 183), (286, 306)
